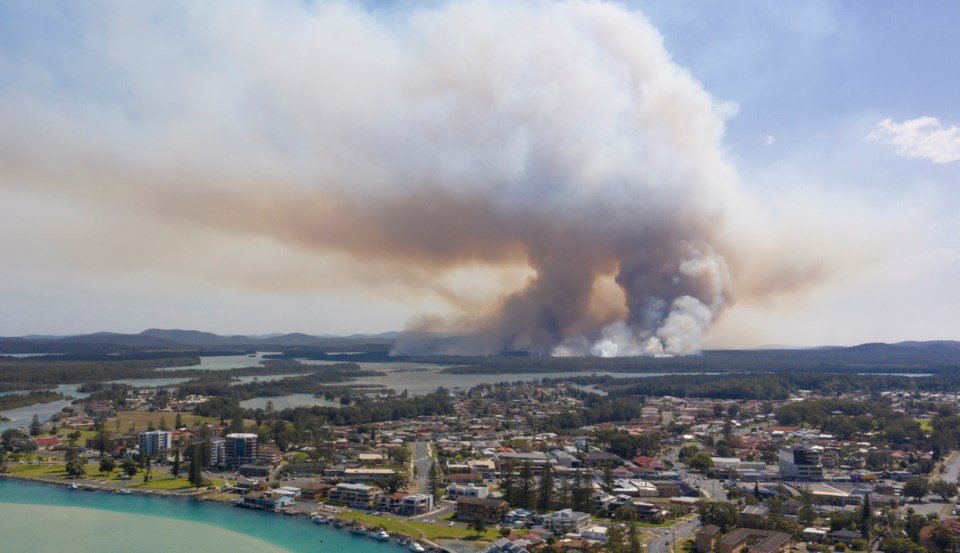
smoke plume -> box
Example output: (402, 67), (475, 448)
(0, 1), (856, 355)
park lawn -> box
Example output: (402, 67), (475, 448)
(918, 419), (933, 432)
(9, 463), (69, 476)
(127, 475), (225, 490)
(336, 510), (503, 541)
(57, 429), (99, 443)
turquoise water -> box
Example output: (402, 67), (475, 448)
(0, 478), (397, 553)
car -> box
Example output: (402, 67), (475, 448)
(448, 522), (455, 527)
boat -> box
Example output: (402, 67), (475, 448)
(409, 542), (426, 552)
(312, 515), (330, 524)
(69, 484), (79, 490)
(396, 537), (409, 546)
(350, 524), (368, 536)
(370, 529), (390, 541)
(117, 488), (132, 494)
(333, 520), (345, 529)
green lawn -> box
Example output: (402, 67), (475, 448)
(918, 419), (933, 432)
(336, 510), (503, 541)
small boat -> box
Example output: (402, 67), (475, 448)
(312, 515), (330, 525)
(69, 484), (79, 490)
(409, 542), (426, 553)
(117, 488), (132, 495)
(396, 537), (409, 546)
(370, 529), (390, 541)
(333, 520), (345, 529)
(350, 524), (368, 536)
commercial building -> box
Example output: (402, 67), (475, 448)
(400, 494), (434, 516)
(778, 445), (824, 481)
(138, 430), (172, 457)
(226, 433), (259, 470)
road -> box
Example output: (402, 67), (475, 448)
(940, 451), (960, 484)
(412, 441), (432, 493)
(647, 519), (698, 553)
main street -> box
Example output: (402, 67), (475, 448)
(646, 519), (698, 553)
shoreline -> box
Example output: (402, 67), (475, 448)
(0, 472), (465, 552)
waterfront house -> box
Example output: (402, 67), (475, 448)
(327, 483), (383, 509)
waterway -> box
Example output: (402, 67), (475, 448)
(298, 360), (698, 395)
(0, 478), (398, 553)
(240, 393), (343, 410)
(156, 353), (278, 372)
(0, 384), (88, 432)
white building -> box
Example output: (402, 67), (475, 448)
(138, 430), (171, 457)
(541, 509), (590, 535)
(447, 483), (490, 499)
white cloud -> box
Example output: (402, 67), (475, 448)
(764, 134), (776, 146)
(868, 116), (960, 163)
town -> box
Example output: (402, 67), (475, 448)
(3, 375), (960, 553)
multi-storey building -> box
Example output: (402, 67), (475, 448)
(778, 445), (824, 481)
(138, 430), (172, 457)
(225, 433), (259, 470)
(327, 483), (383, 509)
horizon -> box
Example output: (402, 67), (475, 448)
(2, 1), (958, 354)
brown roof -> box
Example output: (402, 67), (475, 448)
(456, 496), (508, 507)
(698, 525), (721, 537)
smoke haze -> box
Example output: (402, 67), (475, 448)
(0, 1), (890, 354)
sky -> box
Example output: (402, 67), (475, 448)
(0, 1), (958, 351)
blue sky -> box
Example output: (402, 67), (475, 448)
(0, 1), (958, 350)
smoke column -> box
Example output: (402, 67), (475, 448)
(0, 1), (830, 356)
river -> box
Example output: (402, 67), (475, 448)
(0, 478), (404, 553)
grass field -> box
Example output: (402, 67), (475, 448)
(336, 510), (504, 541)
(8, 462), (223, 489)
(115, 411), (221, 432)
(918, 419), (933, 432)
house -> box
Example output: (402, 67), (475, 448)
(741, 505), (770, 527)
(380, 492), (407, 513)
(491, 537), (530, 553)
(34, 436), (61, 450)
(540, 509), (590, 536)
(328, 483), (383, 509)
(455, 497), (509, 524)
(444, 472), (484, 485)
(582, 525), (609, 542)
(583, 452), (622, 468)
(827, 530), (861, 545)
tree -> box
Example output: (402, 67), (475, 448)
(615, 505), (638, 522)
(518, 461), (535, 509)
(602, 465), (615, 495)
(123, 459), (139, 478)
(859, 493), (872, 541)
(99, 456), (116, 476)
(64, 447), (86, 478)
(188, 444), (204, 488)
(557, 474), (571, 510)
(688, 452), (715, 472)
(426, 462), (443, 502)
(172, 448), (181, 478)
(698, 501), (740, 532)
(627, 523), (642, 553)
(878, 537), (926, 553)
(472, 514), (486, 536)
(538, 463), (554, 513)
(606, 524), (626, 553)
(571, 470), (593, 513)
(903, 476), (929, 502)
(931, 479), (958, 501)
(175, 412), (183, 429)
(29, 414), (42, 437)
